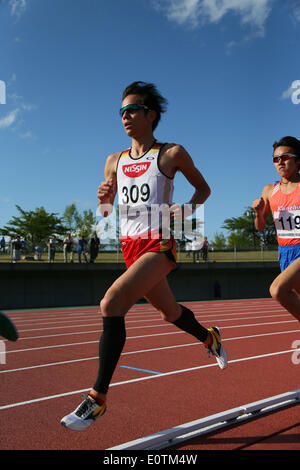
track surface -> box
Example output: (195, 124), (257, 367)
(1, 298), (300, 451)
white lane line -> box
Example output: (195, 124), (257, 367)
(11, 313), (295, 336)
(11, 312), (294, 342)
(4, 299), (275, 317)
(11, 309), (289, 329)
(5, 302), (279, 323)
(9, 304), (286, 322)
(5, 318), (298, 353)
(0, 347), (299, 410)
(6, 300), (285, 322)
(1, 328), (300, 374)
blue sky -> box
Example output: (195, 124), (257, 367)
(1, 0), (300, 243)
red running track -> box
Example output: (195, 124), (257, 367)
(0, 298), (300, 451)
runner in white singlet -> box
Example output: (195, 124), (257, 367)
(61, 82), (228, 431)
(117, 142), (173, 237)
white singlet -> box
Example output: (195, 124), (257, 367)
(116, 141), (174, 238)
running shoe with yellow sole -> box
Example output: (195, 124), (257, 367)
(61, 394), (106, 431)
(206, 326), (228, 370)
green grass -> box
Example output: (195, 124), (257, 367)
(178, 250), (278, 263)
(0, 251), (124, 263)
(0, 249), (279, 264)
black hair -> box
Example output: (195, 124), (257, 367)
(273, 136), (300, 155)
(122, 81), (168, 130)
(273, 136), (300, 171)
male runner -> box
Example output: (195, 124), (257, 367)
(61, 82), (228, 431)
(252, 135), (300, 321)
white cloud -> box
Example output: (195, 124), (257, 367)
(225, 40), (237, 55)
(0, 80), (37, 136)
(9, 0), (26, 21)
(288, 0), (300, 22)
(281, 80), (300, 104)
(0, 197), (10, 203)
(19, 131), (37, 140)
(163, 0), (200, 27)
(153, 0), (274, 35)
(0, 109), (19, 129)
(281, 84), (294, 100)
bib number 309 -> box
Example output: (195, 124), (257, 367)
(121, 183), (150, 204)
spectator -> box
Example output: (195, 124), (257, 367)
(214, 280), (221, 299)
(191, 237), (201, 263)
(201, 236), (209, 262)
(48, 235), (57, 263)
(185, 240), (192, 258)
(0, 237), (5, 253)
(34, 245), (43, 261)
(90, 233), (100, 263)
(63, 234), (74, 263)
(77, 236), (88, 263)
(12, 236), (22, 263)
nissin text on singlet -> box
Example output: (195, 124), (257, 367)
(122, 162), (151, 177)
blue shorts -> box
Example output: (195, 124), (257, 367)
(278, 244), (300, 271)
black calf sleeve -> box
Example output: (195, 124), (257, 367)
(93, 316), (126, 394)
(172, 305), (208, 342)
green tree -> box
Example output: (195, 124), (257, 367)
(227, 231), (250, 248)
(63, 203), (97, 240)
(222, 208), (256, 247)
(260, 211), (277, 245)
(211, 232), (227, 250)
(222, 206), (276, 248)
(76, 208), (97, 240)
(63, 203), (80, 234)
(0, 205), (67, 248)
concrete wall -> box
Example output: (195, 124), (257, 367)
(0, 261), (280, 310)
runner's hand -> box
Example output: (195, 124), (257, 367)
(97, 178), (116, 217)
(252, 197), (265, 214)
(97, 178), (116, 203)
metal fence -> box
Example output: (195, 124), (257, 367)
(0, 242), (279, 264)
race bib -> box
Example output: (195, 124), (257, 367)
(274, 210), (300, 238)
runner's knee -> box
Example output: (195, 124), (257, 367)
(270, 279), (288, 302)
(160, 311), (172, 322)
(100, 282), (134, 317)
(159, 304), (181, 323)
(100, 290), (123, 317)
(100, 295), (113, 317)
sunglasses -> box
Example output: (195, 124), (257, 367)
(272, 153), (297, 163)
(119, 103), (150, 117)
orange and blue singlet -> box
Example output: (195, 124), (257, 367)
(270, 180), (300, 270)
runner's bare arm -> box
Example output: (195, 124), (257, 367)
(159, 144), (211, 219)
(97, 153), (119, 217)
(252, 184), (272, 231)
(165, 144), (211, 204)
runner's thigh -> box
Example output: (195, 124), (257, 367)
(101, 252), (174, 316)
(274, 257), (300, 292)
(144, 277), (179, 321)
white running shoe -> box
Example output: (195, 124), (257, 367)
(61, 394), (106, 431)
(206, 326), (228, 370)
